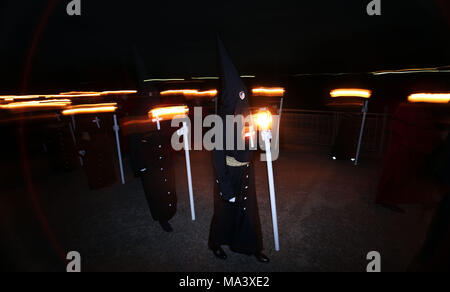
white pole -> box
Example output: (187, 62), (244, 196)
(113, 114), (125, 184)
(355, 100), (369, 166)
(178, 122), (196, 221)
(262, 130), (280, 251)
(71, 115), (76, 131)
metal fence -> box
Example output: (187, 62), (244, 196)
(279, 109), (392, 158)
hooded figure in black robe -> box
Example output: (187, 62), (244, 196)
(208, 37), (269, 263)
(126, 47), (177, 232)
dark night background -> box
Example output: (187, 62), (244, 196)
(1, 0), (449, 95)
(1, 0), (450, 273)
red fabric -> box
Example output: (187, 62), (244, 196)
(376, 104), (441, 206)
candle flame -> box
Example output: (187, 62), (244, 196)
(254, 110), (273, 131)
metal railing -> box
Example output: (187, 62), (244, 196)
(279, 109), (392, 158)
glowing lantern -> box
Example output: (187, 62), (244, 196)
(330, 89), (372, 99)
(408, 93), (450, 104)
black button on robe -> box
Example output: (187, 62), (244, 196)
(128, 120), (177, 223)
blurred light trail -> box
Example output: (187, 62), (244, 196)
(252, 87), (285, 97)
(330, 89), (372, 99)
(59, 91), (102, 96)
(372, 67), (450, 75)
(62, 103), (118, 115)
(0, 95), (41, 101)
(160, 89), (198, 96)
(144, 78), (185, 82)
(149, 106), (189, 122)
(408, 93), (450, 104)
(192, 77), (220, 80)
(160, 89), (217, 97)
(100, 90), (137, 96)
(57, 90), (137, 98)
(0, 99), (72, 110)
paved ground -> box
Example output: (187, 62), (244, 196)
(0, 146), (435, 272)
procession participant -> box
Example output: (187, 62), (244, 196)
(125, 48), (179, 232)
(208, 37), (269, 263)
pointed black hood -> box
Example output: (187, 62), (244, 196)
(215, 36), (252, 166)
(217, 36), (250, 116)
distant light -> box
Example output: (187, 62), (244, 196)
(62, 103), (118, 116)
(241, 75), (256, 78)
(252, 87), (285, 97)
(372, 68), (450, 75)
(351, 158), (356, 162)
(330, 89), (372, 99)
(149, 106), (189, 122)
(192, 77), (220, 80)
(408, 93), (450, 104)
(144, 78), (185, 82)
(332, 157), (337, 160)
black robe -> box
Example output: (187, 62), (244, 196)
(208, 36), (264, 254)
(128, 120), (177, 222)
(209, 161), (263, 254)
(74, 113), (118, 190)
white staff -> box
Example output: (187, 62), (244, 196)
(177, 121), (196, 221)
(354, 100), (369, 166)
(113, 114), (126, 184)
(256, 110), (280, 251)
